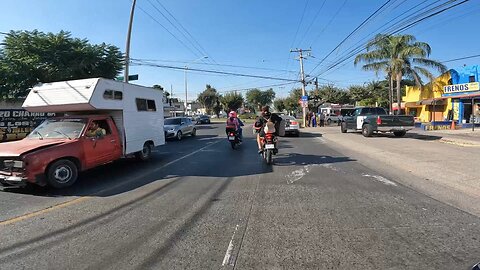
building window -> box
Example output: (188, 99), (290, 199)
(469, 75), (476, 83)
(136, 98), (157, 112)
(103, 90), (123, 100)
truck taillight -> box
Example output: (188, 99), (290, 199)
(376, 116), (382, 125)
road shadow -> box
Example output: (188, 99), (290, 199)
(372, 132), (442, 141)
(274, 153), (355, 167)
(195, 125), (216, 130)
(1, 136), (273, 197)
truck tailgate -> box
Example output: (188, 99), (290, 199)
(379, 115), (414, 127)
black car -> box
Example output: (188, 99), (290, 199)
(195, 115), (211, 124)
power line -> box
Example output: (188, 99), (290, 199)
(218, 82), (298, 93)
(145, 0), (208, 63)
(308, 0), (348, 48)
(131, 58), (299, 74)
(131, 61), (301, 82)
(153, 0), (216, 64)
(442, 54), (480, 63)
(309, 0), (393, 75)
(296, 0), (327, 48)
(312, 0), (470, 79)
(134, 2), (204, 59)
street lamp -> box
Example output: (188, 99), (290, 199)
(185, 56), (208, 115)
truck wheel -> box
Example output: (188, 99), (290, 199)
(136, 142), (152, 161)
(362, 124), (373, 137)
(176, 131), (183, 141)
(394, 131), (406, 137)
(341, 122), (347, 133)
(46, 159), (78, 188)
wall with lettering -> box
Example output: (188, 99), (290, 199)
(0, 110), (60, 142)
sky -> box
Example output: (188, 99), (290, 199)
(1, 0), (479, 101)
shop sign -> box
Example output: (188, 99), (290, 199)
(443, 82), (479, 93)
(0, 109), (59, 142)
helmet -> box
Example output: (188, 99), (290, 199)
(229, 111), (237, 118)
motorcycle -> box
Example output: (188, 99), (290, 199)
(261, 121), (277, 165)
(226, 126), (241, 149)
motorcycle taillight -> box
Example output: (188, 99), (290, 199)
(229, 133), (235, 136)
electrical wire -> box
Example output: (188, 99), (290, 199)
(442, 54), (480, 63)
(311, 0), (470, 79)
(131, 61), (301, 82)
(296, 0), (327, 48)
(134, 3), (205, 60)
(309, 0), (393, 75)
(308, 0), (348, 48)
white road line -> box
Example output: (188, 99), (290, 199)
(222, 224), (239, 266)
(362, 174), (398, 186)
(315, 137), (326, 144)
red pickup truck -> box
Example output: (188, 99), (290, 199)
(0, 115), (145, 188)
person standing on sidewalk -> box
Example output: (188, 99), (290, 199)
(312, 113), (317, 127)
(319, 113), (325, 127)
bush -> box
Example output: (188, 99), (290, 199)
(239, 113), (257, 119)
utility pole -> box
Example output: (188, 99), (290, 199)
(290, 48), (311, 128)
(184, 66), (188, 115)
(124, 0), (136, 83)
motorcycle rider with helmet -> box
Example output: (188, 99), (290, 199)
(254, 106), (282, 154)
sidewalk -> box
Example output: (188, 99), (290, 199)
(413, 128), (480, 146)
(302, 126), (480, 216)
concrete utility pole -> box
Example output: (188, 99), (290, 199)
(290, 48), (311, 128)
(185, 56), (208, 115)
(124, 0), (137, 83)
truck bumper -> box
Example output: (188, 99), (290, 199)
(0, 172), (28, 187)
(377, 126), (413, 132)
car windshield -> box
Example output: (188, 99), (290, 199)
(27, 119), (86, 139)
(164, 118), (181, 125)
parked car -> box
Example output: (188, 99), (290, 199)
(325, 113), (341, 125)
(280, 115), (300, 137)
(0, 78), (165, 188)
(195, 115), (211, 124)
(341, 107), (415, 137)
(164, 117), (196, 140)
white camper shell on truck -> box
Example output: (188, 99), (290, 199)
(23, 78), (165, 155)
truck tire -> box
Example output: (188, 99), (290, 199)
(394, 131), (406, 137)
(46, 159), (78, 188)
(136, 142), (152, 161)
(341, 122), (347, 133)
(362, 124), (373, 137)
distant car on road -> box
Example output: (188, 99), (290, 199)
(195, 115), (211, 124)
(280, 115), (300, 137)
(341, 107), (414, 137)
(164, 117), (196, 140)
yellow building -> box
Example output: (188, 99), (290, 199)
(404, 72), (453, 123)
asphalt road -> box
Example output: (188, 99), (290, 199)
(0, 123), (479, 269)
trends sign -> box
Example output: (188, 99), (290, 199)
(443, 82), (480, 93)
(0, 110), (59, 142)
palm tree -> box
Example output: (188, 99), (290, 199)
(354, 34), (447, 115)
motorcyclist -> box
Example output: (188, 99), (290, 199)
(254, 106), (282, 154)
(226, 111), (243, 141)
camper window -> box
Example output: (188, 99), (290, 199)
(147, 100), (157, 111)
(103, 90), (123, 100)
(136, 98), (157, 112)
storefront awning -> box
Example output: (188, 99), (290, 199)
(416, 99), (447, 105)
(405, 102), (422, 107)
(442, 93), (480, 100)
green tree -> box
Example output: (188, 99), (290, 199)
(274, 98), (286, 112)
(197, 84), (220, 115)
(355, 34), (446, 115)
(245, 88), (276, 111)
(221, 92), (244, 113)
(284, 88), (302, 113)
(0, 30), (124, 100)
(316, 85), (350, 104)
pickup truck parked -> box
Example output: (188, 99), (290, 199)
(340, 107), (414, 137)
(0, 78), (165, 188)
